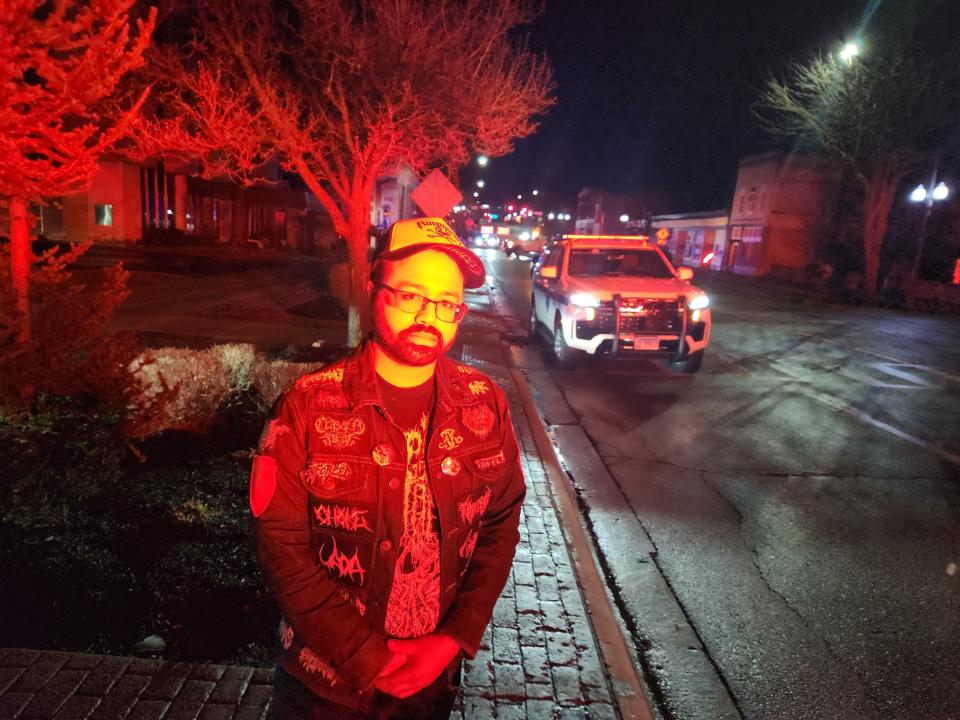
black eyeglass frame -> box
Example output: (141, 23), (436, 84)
(376, 282), (469, 323)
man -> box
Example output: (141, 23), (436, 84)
(249, 217), (526, 719)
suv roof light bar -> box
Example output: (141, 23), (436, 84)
(563, 234), (650, 241)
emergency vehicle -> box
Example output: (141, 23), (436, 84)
(530, 234), (711, 372)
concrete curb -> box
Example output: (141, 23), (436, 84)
(507, 361), (656, 720)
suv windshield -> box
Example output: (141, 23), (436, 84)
(568, 248), (673, 278)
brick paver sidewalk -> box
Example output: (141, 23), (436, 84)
(0, 272), (622, 720)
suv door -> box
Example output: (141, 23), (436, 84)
(534, 245), (564, 325)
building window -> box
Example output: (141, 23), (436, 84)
(95, 204), (113, 226)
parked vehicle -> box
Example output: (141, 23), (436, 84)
(500, 223), (545, 258)
(530, 234), (711, 372)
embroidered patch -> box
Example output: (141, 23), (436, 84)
(438, 428), (464, 451)
(458, 486), (492, 525)
(299, 647), (337, 684)
(315, 415), (366, 448)
(475, 450), (506, 472)
(296, 366), (344, 390)
(459, 530), (479, 560)
(336, 586), (367, 616)
(302, 461), (351, 494)
(279, 618), (294, 650)
(456, 364), (479, 375)
(259, 419), (290, 453)
(319, 538), (366, 584)
(461, 404), (496, 439)
(468, 380), (490, 396)
(313, 503), (372, 533)
(249, 455), (278, 517)
(314, 388), (348, 409)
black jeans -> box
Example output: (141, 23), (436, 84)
(270, 666), (460, 720)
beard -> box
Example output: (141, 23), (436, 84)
(373, 296), (453, 366)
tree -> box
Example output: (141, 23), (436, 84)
(755, 48), (960, 299)
(0, 0), (156, 341)
(133, 0), (554, 341)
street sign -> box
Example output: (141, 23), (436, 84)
(655, 227), (670, 245)
(411, 169), (462, 218)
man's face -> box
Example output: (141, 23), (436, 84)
(373, 250), (466, 366)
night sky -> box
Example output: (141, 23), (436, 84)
(478, 0), (890, 213)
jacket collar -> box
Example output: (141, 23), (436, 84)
(342, 338), (480, 413)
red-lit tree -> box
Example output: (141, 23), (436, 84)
(133, 0), (554, 340)
(0, 0), (156, 341)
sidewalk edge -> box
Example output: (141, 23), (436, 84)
(508, 363), (657, 720)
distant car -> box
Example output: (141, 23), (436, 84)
(530, 235), (711, 372)
(470, 233), (500, 249)
(501, 225), (545, 258)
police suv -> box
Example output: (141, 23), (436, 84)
(530, 234), (711, 372)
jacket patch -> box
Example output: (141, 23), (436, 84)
(299, 647), (337, 684)
(468, 380), (490, 396)
(297, 366), (344, 390)
(249, 455), (278, 517)
(475, 450), (506, 473)
(459, 530), (479, 560)
(456, 364), (479, 375)
(461, 404), (496, 439)
(336, 586), (366, 616)
(259, 419), (290, 453)
(438, 428), (464, 451)
(313, 502), (372, 533)
(319, 537), (366, 584)
(315, 415), (366, 449)
(314, 388), (349, 409)
(302, 461), (351, 494)
(458, 486), (491, 525)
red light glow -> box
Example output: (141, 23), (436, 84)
(702, 252), (715, 265)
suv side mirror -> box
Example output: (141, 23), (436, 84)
(540, 266), (558, 279)
(677, 267), (694, 281)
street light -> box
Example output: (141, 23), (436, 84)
(476, 179), (485, 188)
(532, 189), (539, 196)
(910, 159), (950, 276)
(477, 155), (489, 167)
(839, 41), (860, 64)
(619, 214), (630, 223)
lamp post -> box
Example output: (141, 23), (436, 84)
(909, 157), (950, 277)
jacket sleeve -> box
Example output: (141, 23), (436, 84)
(250, 389), (391, 688)
(438, 388), (526, 657)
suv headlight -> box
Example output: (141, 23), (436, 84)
(569, 292), (600, 308)
(688, 294), (709, 310)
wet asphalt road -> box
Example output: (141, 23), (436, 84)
(484, 249), (960, 720)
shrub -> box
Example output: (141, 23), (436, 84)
(217, 343), (256, 391)
(250, 357), (322, 409)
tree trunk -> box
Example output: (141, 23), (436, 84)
(862, 169), (897, 301)
(344, 197), (374, 347)
(8, 196), (32, 343)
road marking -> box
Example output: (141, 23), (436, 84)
(824, 339), (960, 383)
(769, 360), (960, 468)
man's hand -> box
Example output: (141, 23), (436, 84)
(373, 634), (460, 699)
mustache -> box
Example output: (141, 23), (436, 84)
(399, 324), (443, 342)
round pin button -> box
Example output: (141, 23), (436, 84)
(388, 477), (401, 490)
(372, 443), (393, 466)
(441, 456), (462, 477)
(379, 540), (392, 552)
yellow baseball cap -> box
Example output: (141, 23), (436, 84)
(376, 217), (485, 289)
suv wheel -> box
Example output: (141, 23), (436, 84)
(551, 317), (581, 368)
(670, 349), (704, 374)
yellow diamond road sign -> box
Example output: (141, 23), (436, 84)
(411, 169), (463, 218)
(655, 227), (670, 244)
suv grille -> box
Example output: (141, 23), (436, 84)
(575, 299), (683, 339)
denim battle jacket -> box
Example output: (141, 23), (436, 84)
(249, 340), (527, 709)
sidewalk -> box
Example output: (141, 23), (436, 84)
(0, 261), (637, 720)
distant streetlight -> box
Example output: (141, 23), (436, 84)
(477, 155), (489, 167)
(547, 212), (555, 220)
(532, 189), (539, 196)
(839, 41), (861, 64)
(619, 214), (629, 222)
(910, 158), (950, 276)
(476, 179), (485, 188)
(517, 194), (522, 200)
(472, 191), (479, 198)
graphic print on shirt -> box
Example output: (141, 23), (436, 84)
(315, 415), (366, 449)
(384, 413), (441, 638)
(319, 537), (366, 584)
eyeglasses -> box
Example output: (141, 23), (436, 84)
(377, 283), (468, 323)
